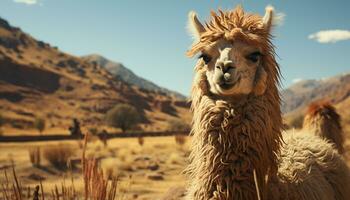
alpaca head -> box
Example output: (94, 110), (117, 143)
(303, 100), (344, 153)
(187, 5), (280, 98)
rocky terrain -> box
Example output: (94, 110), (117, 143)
(82, 54), (186, 100)
(0, 17), (191, 135)
(281, 72), (350, 115)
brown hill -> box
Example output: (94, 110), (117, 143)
(282, 73), (350, 134)
(0, 17), (190, 135)
(81, 54), (187, 100)
(282, 73), (350, 114)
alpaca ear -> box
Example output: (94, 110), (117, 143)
(187, 11), (205, 41)
(253, 66), (267, 96)
(261, 5), (285, 33)
(261, 5), (274, 32)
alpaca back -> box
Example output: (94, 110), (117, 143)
(269, 131), (350, 200)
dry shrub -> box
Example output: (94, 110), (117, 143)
(82, 135), (119, 200)
(105, 104), (140, 132)
(1, 135), (122, 200)
(43, 144), (73, 170)
(28, 147), (41, 167)
(1, 167), (24, 200)
(137, 136), (144, 146)
(33, 117), (46, 135)
(0, 113), (4, 135)
(167, 119), (191, 133)
(98, 131), (109, 147)
(101, 159), (119, 180)
(175, 135), (186, 146)
(51, 180), (77, 200)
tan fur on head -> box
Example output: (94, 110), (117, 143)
(303, 100), (344, 154)
(187, 5), (276, 58)
(186, 6), (280, 98)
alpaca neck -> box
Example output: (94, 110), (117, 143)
(188, 92), (282, 200)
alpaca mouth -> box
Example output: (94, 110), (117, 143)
(218, 82), (234, 90)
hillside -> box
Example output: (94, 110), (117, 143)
(282, 72), (350, 135)
(82, 54), (186, 100)
(0, 17), (191, 135)
(282, 72), (350, 114)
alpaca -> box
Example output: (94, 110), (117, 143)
(303, 100), (344, 154)
(185, 5), (350, 200)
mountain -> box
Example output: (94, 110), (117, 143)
(281, 72), (350, 115)
(0, 17), (190, 135)
(81, 54), (186, 100)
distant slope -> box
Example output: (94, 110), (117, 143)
(281, 72), (350, 114)
(82, 54), (186, 100)
(0, 17), (191, 135)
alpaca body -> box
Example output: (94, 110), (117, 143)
(186, 95), (281, 200)
(186, 94), (350, 200)
(269, 131), (350, 200)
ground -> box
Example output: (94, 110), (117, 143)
(1, 123), (350, 200)
(0, 136), (189, 200)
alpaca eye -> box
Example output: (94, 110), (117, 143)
(246, 52), (262, 63)
(198, 54), (212, 64)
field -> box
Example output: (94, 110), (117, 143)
(2, 123), (350, 200)
(0, 136), (190, 200)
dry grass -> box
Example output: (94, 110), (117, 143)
(174, 135), (186, 146)
(82, 135), (119, 200)
(43, 144), (73, 170)
(1, 134), (120, 200)
(137, 136), (144, 146)
(1, 167), (24, 200)
(28, 147), (41, 167)
(0, 135), (191, 199)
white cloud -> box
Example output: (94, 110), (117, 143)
(292, 78), (303, 83)
(308, 29), (350, 43)
(13, 0), (39, 5)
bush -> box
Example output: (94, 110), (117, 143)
(0, 113), (4, 135)
(167, 119), (191, 132)
(105, 104), (140, 132)
(137, 136), (144, 146)
(174, 135), (186, 146)
(34, 117), (46, 134)
(0, 113), (4, 127)
(43, 144), (73, 170)
(28, 147), (41, 167)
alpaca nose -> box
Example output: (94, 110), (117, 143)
(215, 62), (235, 73)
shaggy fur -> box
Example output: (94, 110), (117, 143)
(269, 131), (350, 200)
(303, 101), (344, 154)
(185, 6), (350, 200)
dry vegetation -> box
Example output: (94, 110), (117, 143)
(43, 144), (73, 170)
(28, 147), (41, 167)
(0, 135), (190, 200)
(1, 136), (121, 200)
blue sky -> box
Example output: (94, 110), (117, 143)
(0, 0), (349, 96)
